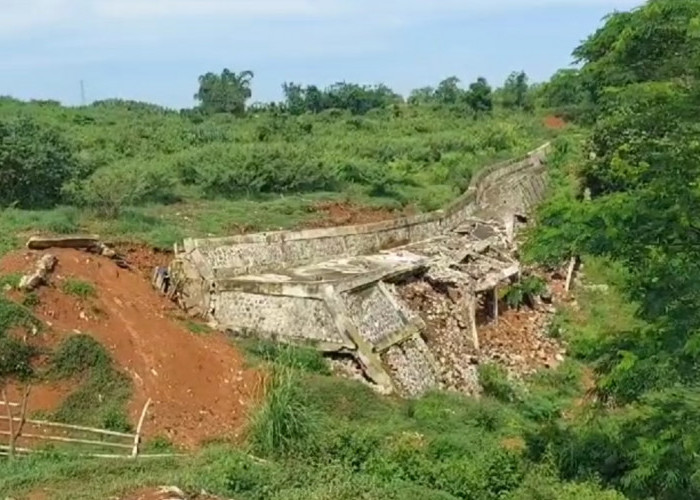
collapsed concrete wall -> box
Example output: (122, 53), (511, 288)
(160, 143), (552, 396)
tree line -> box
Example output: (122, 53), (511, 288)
(194, 69), (539, 116)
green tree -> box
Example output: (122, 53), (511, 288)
(466, 77), (493, 113)
(194, 68), (254, 115)
(408, 86), (436, 105)
(434, 76), (463, 105)
(0, 116), (78, 208)
(501, 71), (530, 109)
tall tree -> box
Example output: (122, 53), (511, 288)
(194, 69), (254, 115)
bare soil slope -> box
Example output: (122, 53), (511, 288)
(0, 248), (261, 449)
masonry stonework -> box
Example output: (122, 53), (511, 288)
(163, 143), (551, 395)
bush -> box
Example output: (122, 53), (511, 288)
(66, 161), (177, 217)
(0, 336), (38, 380)
(0, 116), (78, 208)
(479, 364), (520, 403)
(503, 275), (547, 309)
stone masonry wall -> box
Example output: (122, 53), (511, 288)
(177, 143), (550, 278)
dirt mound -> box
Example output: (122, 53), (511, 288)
(543, 115), (567, 130)
(122, 487), (225, 500)
(0, 249), (261, 449)
(305, 201), (411, 228)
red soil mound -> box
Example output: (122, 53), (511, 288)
(543, 115), (567, 130)
(0, 249), (261, 449)
(305, 201), (411, 228)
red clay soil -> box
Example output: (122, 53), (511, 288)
(121, 487), (224, 500)
(543, 115), (567, 130)
(0, 249), (262, 450)
(304, 201), (411, 229)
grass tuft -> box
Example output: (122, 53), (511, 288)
(250, 365), (319, 457)
(61, 278), (97, 299)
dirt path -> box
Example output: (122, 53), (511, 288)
(0, 249), (261, 449)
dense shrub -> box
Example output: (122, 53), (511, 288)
(0, 116), (78, 208)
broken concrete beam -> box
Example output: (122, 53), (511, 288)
(19, 254), (57, 291)
(27, 236), (100, 251)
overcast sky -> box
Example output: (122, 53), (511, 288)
(0, 0), (643, 108)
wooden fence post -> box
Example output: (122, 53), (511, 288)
(131, 398), (152, 458)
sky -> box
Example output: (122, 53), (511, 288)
(0, 0), (644, 109)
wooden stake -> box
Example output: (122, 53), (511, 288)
(11, 385), (31, 457)
(132, 398), (152, 458)
(565, 256), (578, 293)
(469, 297), (480, 351)
(492, 287), (499, 325)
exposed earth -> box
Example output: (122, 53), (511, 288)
(0, 248), (261, 450)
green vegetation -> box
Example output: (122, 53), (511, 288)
(61, 279), (97, 299)
(48, 335), (132, 432)
(0, 72), (556, 253)
(183, 320), (214, 335)
(0, 296), (41, 336)
(502, 275), (547, 309)
(241, 339), (331, 375)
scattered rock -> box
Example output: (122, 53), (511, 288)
(18, 254), (57, 291)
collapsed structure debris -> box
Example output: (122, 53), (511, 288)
(18, 254), (57, 292)
(156, 144), (555, 396)
(25, 236), (130, 269)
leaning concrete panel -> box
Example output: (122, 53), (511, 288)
(343, 286), (408, 346)
(382, 336), (440, 397)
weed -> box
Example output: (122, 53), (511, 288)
(0, 273), (21, 289)
(0, 296), (42, 336)
(184, 320), (213, 335)
(479, 364), (520, 403)
(241, 339), (331, 375)
(503, 275), (547, 309)
(250, 365), (319, 457)
(22, 292), (40, 308)
(61, 279), (97, 299)
(143, 435), (177, 453)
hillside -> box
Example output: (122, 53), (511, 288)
(4, 0), (700, 498)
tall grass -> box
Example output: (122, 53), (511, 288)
(250, 365), (319, 457)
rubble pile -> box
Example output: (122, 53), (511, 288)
(479, 304), (565, 377)
(399, 279), (481, 394)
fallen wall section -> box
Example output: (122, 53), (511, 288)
(162, 143), (551, 395)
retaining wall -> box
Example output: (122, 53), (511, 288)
(178, 143), (550, 280)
